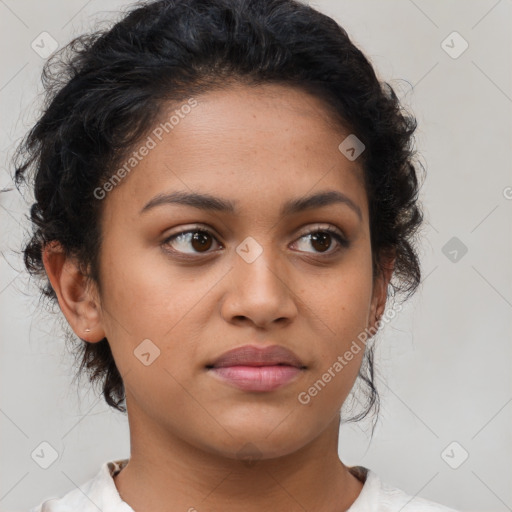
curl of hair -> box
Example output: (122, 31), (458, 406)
(14, 0), (424, 432)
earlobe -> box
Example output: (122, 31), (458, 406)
(42, 241), (105, 343)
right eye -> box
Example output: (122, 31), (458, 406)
(162, 228), (222, 255)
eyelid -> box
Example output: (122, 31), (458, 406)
(163, 223), (222, 241)
(295, 223), (347, 240)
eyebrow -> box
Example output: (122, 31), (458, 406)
(140, 189), (362, 221)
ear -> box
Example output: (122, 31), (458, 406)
(368, 249), (396, 329)
(42, 241), (105, 342)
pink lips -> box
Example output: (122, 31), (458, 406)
(207, 345), (306, 392)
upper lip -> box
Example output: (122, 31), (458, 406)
(207, 345), (306, 369)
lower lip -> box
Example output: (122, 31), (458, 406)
(208, 365), (303, 392)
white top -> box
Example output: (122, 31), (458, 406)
(29, 459), (459, 512)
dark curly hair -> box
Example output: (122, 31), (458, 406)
(13, 0), (424, 431)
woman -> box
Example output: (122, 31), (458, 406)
(15, 0), (458, 510)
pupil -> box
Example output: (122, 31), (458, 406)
(192, 231), (212, 252)
(311, 232), (331, 252)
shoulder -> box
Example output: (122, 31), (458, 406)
(28, 459), (131, 512)
(347, 466), (459, 512)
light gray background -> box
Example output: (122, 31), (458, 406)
(1, 1), (511, 511)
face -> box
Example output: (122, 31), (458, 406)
(58, 83), (391, 460)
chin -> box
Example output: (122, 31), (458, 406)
(202, 425), (314, 462)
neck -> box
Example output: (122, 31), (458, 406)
(114, 402), (364, 512)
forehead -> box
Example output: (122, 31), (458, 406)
(102, 82), (368, 223)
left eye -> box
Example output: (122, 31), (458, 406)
(162, 227), (348, 256)
(291, 228), (349, 254)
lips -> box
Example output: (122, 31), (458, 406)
(206, 344), (306, 392)
(207, 344), (306, 369)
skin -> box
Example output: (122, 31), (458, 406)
(43, 82), (394, 512)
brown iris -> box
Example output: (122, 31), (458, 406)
(191, 231), (213, 252)
(310, 232), (332, 253)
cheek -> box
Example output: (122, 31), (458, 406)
(296, 270), (371, 414)
(303, 257), (373, 342)
(295, 256), (373, 407)
(97, 239), (222, 375)
(99, 236), (202, 330)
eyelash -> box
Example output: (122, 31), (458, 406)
(161, 225), (349, 258)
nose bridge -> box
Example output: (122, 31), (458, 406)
(221, 234), (297, 326)
(234, 234), (285, 294)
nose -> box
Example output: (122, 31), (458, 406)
(220, 245), (298, 330)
